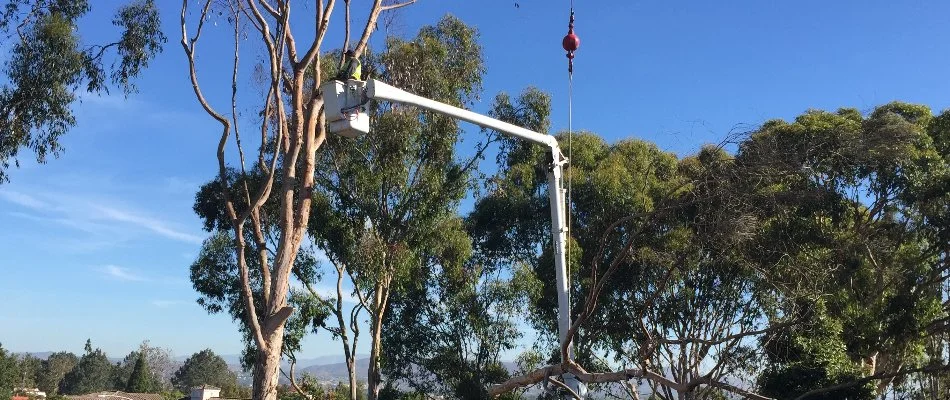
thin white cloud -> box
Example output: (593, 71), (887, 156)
(0, 190), (50, 210)
(1, 188), (203, 245)
(94, 205), (204, 244)
(7, 211), (114, 235)
(100, 265), (148, 282)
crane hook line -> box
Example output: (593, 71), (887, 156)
(566, 45), (574, 284)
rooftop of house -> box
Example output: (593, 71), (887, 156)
(64, 391), (163, 400)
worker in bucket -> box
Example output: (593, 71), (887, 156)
(337, 50), (362, 81)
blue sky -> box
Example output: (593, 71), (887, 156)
(2, 0), (950, 362)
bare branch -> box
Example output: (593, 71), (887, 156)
(489, 358), (778, 399)
(380, 0), (416, 12)
(181, 0), (267, 353)
(488, 365), (564, 396)
(792, 364), (950, 400)
(707, 380), (774, 400)
(657, 319), (797, 347)
(546, 376), (581, 400)
(282, 354), (315, 400)
(353, 0), (416, 57)
(298, 0), (335, 72)
(341, 0), (351, 59)
(257, 0), (280, 18)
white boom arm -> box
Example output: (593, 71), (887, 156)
(343, 79), (585, 397)
(367, 80), (560, 149)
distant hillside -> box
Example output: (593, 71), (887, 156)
(17, 352), (54, 360)
(17, 352), (125, 364)
(293, 358), (370, 382)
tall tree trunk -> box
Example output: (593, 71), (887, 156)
(367, 309), (384, 400)
(333, 263), (359, 400)
(341, 323), (358, 400)
(347, 358), (358, 400)
(252, 331), (286, 400)
(366, 267), (392, 400)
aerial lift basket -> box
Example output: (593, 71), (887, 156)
(320, 80), (370, 138)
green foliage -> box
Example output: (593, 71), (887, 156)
(308, 15), (517, 398)
(37, 352), (78, 395)
(160, 390), (185, 400)
(0, 0), (165, 182)
(189, 171), (328, 370)
(329, 382), (366, 400)
(470, 96), (950, 398)
(738, 102), (950, 397)
(14, 354), (42, 391)
(171, 350), (237, 395)
(60, 340), (117, 394)
(277, 377), (328, 400)
(125, 353), (153, 393)
(112, 343), (173, 393)
(113, 351), (138, 391)
(758, 301), (875, 399)
(0, 343), (18, 399)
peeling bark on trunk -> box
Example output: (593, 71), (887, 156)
(347, 358), (358, 400)
(367, 307), (385, 400)
(253, 330), (286, 400)
(366, 275), (391, 400)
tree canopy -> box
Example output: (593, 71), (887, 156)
(37, 351), (78, 395)
(124, 353), (154, 393)
(476, 101), (950, 399)
(171, 349), (239, 396)
(0, 0), (165, 182)
(60, 340), (116, 395)
(0, 344), (18, 399)
(180, 0), (415, 398)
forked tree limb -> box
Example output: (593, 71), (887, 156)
(181, 0), (269, 353)
(492, 360), (950, 399)
(353, 0), (415, 57)
(656, 319), (797, 346)
(281, 354), (315, 400)
(489, 363), (775, 400)
(545, 376), (581, 400)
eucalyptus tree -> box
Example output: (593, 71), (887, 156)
(473, 97), (947, 399)
(380, 255), (534, 400)
(742, 103), (950, 399)
(185, 9), (490, 400)
(469, 88), (790, 398)
(308, 15), (487, 400)
(0, 0), (164, 182)
(36, 352), (78, 395)
(179, 0), (414, 399)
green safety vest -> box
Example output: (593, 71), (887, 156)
(347, 59), (362, 80)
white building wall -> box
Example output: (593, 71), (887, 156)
(190, 387), (221, 400)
